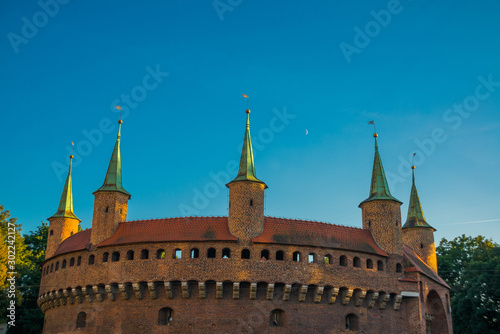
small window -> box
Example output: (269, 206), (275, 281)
(270, 309), (284, 327)
(76, 311), (86, 328)
(62, 259), (67, 269)
(112, 252), (120, 262)
(261, 250), (269, 260)
(377, 260), (384, 271)
(55, 262), (59, 271)
(50, 230), (53, 236)
(353, 257), (361, 268)
(158, 307), (173, 325)
(293, 251), (300, 262)
(421, 242), (424, 249)
(241, 249), (250, 259)
(102, 253), (109, 263)
(77, 256), (81, 266)
(276, 250), (284, 261)
(395, 220), (398, 226)
(222, 248), (230, 258)
(105, 206), (109, 212)
(340, 255), (347, 267)
(88, 255), (94, 265)
(396, 263), (403, 273)
(207, 248), (216, 258)
(324, 254), (332, 264)
(156, 249), (165, 259)
(174, 249), (182, 259)
(250, 199), (253, 206)
(190, 248), (199, 258)
(141, 249), (149, 259)
(368, 220), (371, 228)
(70, 258), (75, 267)
(345, 313), (358, 331)
(366, 259), (373, 269)
(308, 253), (315, 263)
(127, 250), (134, 260)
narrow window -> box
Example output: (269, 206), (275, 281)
(222, 248), (230, 258)
(141, 249), (149, 259)
(105, 206), (109, 212)
(158, 307), (173, 325)
(276, 250), (284, 261)
(308, 253), (315, 263)
(421, 242), (424, 249)
(88, 255), (94, 265)
(353, 257), (361, 268)
(250, 199), (253, 206)
(76, 312), (86, 328)
(190, 248), (199, 258)
(377, 260), (384, 271)
(126, 250), (134, 260)
(156, 249), (165, 259)
(241, 249), (250, 259)
(174, 249), (182, 259)
(270, 309), (284, 327)
(366, 259), (373, 269)
(345, 314), (358, 331)
(324, 254), (332, 264)
(70, 258), (75, 267)
(112, 252), (120, 262)
(293, 251), (300, 262)
(50, 230), (53, 236)
(77, 256), (81, 266)
(261, 249), (269, 260)
(55, 262), (59, 271)
(395, 220), (398, 226)
(340, 255), (347, 267)
(396, 263), (402, 273)
(368, 220), (371, 227)
(50, 264), (53, 274)
(102, 253), (109, 263)
(207, 248), (216, 258)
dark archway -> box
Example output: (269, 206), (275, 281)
(426, 290), (449, 334)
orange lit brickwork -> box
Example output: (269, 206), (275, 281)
(90, 192), (129, 247)
(403, 227), (438, 273)
(46, 217), (80, 259)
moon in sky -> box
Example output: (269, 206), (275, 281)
(305, 129), (309, 135)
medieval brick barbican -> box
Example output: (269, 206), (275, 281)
(39, 115), (453, 333)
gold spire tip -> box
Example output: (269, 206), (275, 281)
(118, 120), (123, 124)
(246, 109), (250, 114)
(411, 165), (415, 170)
(69, 155), (74, 159)
(373, 133), (378, 138)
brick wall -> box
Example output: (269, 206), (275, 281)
(90, 192), (129, 247)
(402, 227), (438, 273)
(46, 217), (80, 259)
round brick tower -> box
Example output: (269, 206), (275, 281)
(226, 109), (267, 244)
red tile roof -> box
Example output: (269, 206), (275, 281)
(252, 217), (388, 256)
(403, 245), (450, 289)
(52, 229), (91, 257)
(97, 216), (238, 247)
(49, 216), (389, 258)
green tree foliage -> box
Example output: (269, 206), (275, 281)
(0, 206), (47, 333)
(437, 235), (500, 334)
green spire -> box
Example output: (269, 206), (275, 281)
(94, 120), (131, 197)
(360, 133), (401, 206)
(228, 109), (267, 187)
(49, 155), (81, 221)
(403, 167), (435, 230)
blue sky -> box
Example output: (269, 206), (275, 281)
(1, 0), (499, 244)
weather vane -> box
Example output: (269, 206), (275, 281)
(242, 94), (249, 110)
(368, 120), (376, 134)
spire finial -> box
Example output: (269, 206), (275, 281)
(411, 153), (416, 183)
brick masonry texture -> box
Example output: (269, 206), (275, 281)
(90, 192), (129, 247)
(403, 227), (438, 273)
(46, 217), (80, 259)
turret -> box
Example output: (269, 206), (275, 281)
(226, 108), (267, 244)
(46, 155), (81, 259)
(402, 165), (438, 272)
(90, 119), (130, 247)
(359, 132), (403, 255)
